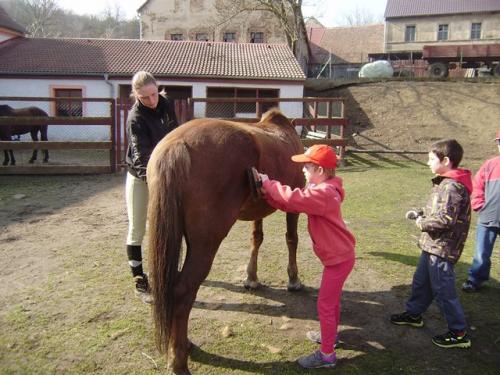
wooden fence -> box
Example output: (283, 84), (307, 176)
(0, 97), (115, 174)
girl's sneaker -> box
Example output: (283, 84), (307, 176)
(297, 350), (336, 369)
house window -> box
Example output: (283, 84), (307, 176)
(196, 33), (208, 41)
(54, 88), (82, 117)
(223, 32), (236, 42)
(170, 33), (183, 41)
(405, 25), (416, 42)
(471, 23), (481, 40)
(206, 87), (279, 117)
(250, 32), (264, 43)
(437, 24), (448, 41)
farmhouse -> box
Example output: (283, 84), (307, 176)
(0, 5), (305, 141)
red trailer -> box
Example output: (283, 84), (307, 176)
(423, 43), (500, 77)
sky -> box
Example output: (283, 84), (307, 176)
(55, 0), (388, 26)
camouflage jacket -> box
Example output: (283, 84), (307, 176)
(417, 175), (471, 264)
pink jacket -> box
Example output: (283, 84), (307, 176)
(263, 177), (356, 266)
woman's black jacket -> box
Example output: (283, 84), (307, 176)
(125, 95), (178, 181)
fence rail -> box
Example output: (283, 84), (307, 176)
(0, 96), (115, 174)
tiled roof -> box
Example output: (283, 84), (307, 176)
(0, 37), (305, 81)
(385, 0), (500, 18)
(0, 5), (26, 35)
(308, 24), (385, 64)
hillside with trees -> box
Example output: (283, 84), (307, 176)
(0, 0), (139, 38)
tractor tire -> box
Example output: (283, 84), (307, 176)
(428, 62), (449, 78)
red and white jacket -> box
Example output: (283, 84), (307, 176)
(262, 177), (355, 266)
(471, 154), (500, 227)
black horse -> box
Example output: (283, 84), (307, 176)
(0, 104), (49, 166)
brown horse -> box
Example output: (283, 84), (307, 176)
(0, 104), (49, 166)
(147, 109), (305, 374)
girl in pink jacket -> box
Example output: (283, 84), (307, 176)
(258, 144), (356, 369)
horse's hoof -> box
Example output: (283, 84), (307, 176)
(43, 160), (49, 163)
(243, 279), (260, 290)
(29, 159), (35, 164)
(287, 280), (303, 292)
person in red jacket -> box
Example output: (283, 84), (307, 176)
(462, 131), (500, 292)
(258, 144), (356, 369)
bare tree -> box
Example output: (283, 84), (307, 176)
(215, 0), (310, 62)
(336, 5), (383, 26)
(19, 0), (59, 37)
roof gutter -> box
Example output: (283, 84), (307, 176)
(103, 73), (115, 98)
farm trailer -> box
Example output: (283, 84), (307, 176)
(423, 43), (500, 78)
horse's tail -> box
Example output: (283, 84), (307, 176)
(148, 141), (190, 354)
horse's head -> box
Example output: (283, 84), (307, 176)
(260, 108), (292, 128)
(0, 105), (12, 116)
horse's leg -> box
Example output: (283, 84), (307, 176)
(286, 212), (303, 291)
(244, 219), (263, 290)
(41, 126), (49, 162)
(3, 150), (8, 166)
(9, 150), (15, 166)
(29, 130), (38, 163)
(168, 242), (219, 375)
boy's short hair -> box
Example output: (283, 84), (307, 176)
(430, 139), (463, 168)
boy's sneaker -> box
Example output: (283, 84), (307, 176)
(306, 331), (340, 348)
(432, 331), (471, 349)
(134, 274), (153, 304)
(390, 311), (424, 327)
(297, 350), (336, 369)
(462, 280), (479, 293)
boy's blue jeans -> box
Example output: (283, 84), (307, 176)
(467, 223), (499, 285)
(406, 251), (467, 332)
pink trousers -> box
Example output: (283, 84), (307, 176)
(317, 256), (355, 354)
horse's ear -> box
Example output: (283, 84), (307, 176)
(260, 108), (291, 127)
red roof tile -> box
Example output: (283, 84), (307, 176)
(0, 37), (305, 81)
(0, 5), (26, 35)
(308, 24), (385, 64)
(385, 0), (500, 18)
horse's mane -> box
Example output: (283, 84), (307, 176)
(259, 108), (291, 128)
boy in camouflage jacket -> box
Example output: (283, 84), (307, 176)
(391, 139), (473, 349)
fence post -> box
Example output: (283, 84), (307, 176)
(110, 98), (116, 173)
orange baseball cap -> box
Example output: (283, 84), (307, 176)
(291, 144), (337, 168)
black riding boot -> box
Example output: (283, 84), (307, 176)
(126, 245), (152, 304)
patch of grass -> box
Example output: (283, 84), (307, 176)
(1, 154), (499, 374)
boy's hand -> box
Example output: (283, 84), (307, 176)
(415, 216), (424, 230)
(405, 210), (420, 220)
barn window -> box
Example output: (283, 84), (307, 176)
(206, 87), (279, 117)
(437, 24), (448, 41)
(170, 33), (183, 41)
(196, 33), (208, 41)
(54, 88), (83, 117)
(471, 23), (481, 40)
(405, 25), (416, 42)
(250, 32), (264, 43)
(223, 32), (236, 42)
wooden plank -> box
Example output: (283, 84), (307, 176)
(0, 141), (112, 150)
(301, 138), (347, 147)
(0, 165), (112, 174)
(291, 118), (348, 126)
(0, 117), (112, 125)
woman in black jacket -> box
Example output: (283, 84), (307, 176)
(125, 71), (178, 303)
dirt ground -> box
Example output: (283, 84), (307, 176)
(306, 79), (500, 163)
(1, 80), (500, 374)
